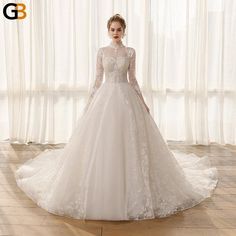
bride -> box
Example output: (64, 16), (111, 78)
(15, 14), (218, 221)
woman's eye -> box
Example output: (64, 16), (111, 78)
(110, 28), (122, 32)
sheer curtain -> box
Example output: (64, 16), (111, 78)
(0, 0), (235, 144)
(148, 0), (236, 145)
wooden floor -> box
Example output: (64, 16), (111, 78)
(0, 141), (236, 236)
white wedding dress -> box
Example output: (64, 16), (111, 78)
(15, 41), (218, 221)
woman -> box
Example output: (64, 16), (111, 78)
(15, 14), (218, 221)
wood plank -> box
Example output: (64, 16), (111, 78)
(0, 142), (235, 236)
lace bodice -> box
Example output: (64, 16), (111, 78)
(85, 41), (146, 110)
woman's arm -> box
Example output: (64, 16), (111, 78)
(84, 48), (104, 112)
(128, 48), (149, 113)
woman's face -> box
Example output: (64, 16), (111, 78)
(108, 21), (124, 42)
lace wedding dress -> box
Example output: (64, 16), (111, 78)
(15, 41), (218, 221)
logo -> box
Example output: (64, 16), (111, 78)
(3, 3), (27, 20)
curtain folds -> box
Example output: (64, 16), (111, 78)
(0, 0), (235, 144)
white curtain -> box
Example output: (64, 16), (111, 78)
(0, 0), (235, 144)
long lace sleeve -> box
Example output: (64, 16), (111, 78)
(84, 48), (104, 112)
(128, 48), (149, 110)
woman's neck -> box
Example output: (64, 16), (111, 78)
(109, 40), (124, 48)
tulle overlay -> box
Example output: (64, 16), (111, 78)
(15, 81), (218, 221)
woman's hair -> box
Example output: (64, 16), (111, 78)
(107, 14), (126, 33)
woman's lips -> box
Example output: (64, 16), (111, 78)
(113, 36), (119, 38)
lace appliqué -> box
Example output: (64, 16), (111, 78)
(84, 48), (104, 112)
(128, 49), (143, 97)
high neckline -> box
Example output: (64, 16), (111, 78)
(109, 40), (125, 49)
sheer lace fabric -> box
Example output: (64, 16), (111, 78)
(84, 42), (144, 112)
(15, 41), (218, 221)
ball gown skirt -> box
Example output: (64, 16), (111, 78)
(15, 80), (218, 221)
